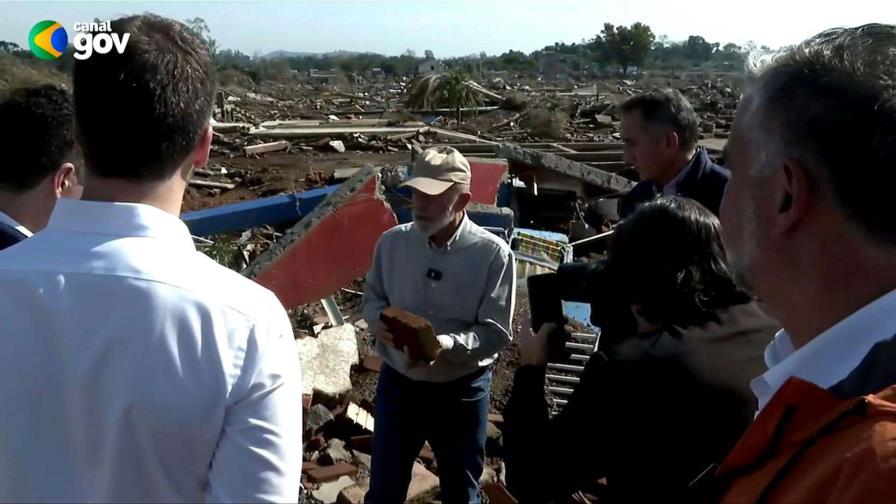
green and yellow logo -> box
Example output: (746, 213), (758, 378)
(29, 20), (68, 60)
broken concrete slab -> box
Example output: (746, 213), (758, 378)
(249, 126), (427, 138)
(295, 325), (359, 401)
(406, 462), (440, 503)
(336, 485), (367, 504)
(312, 475), (356, 504)
(328, 140), (346, 153)
(243, 140), (289, 156)
(495, 143), (634, 194)
(246, 165), (398, 308)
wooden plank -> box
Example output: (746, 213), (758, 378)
(189, 179), (235, 190)
(243, 140), (289, 155)
(249, 126), (427, 138)
(549, 143), (577, 153)
(428, 127), (497, 144)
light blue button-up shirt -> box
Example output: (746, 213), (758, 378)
(363, 213), (516, 382)
(0, 199), (302, 502)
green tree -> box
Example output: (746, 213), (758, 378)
(597, 22), (655, 75)
(406, 68), (483, 126)
(185, 17), (217, 55)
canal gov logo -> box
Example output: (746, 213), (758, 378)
(29, 20), (67, 60)
(29, 20), (130, 60)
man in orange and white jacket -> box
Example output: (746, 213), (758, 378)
(715, 23), (896, 503)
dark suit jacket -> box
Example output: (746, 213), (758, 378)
(0, 221), (27, 251)
(619, 148), (730, 219)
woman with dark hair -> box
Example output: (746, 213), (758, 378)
(503, 196), (779, 503)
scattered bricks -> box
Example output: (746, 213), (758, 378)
(406, 462), (440, 502)
(380, 307), (440, 364)
(361, 354), (382, 373)
(337, 485), (367, 504)
(319, 439), (352, 466)
(305, 434), (326, 453)
(312, 475), (355, 504)
(307, 462), (360, 484)
(350, 434), (374, 455)
(482, 482), (519, 503)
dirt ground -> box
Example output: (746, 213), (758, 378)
(183, 150), (412, 211)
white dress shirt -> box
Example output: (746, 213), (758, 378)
(751, 288), (896, 412)
(0, 209), (32, 237)
(0, 199), (302, 503)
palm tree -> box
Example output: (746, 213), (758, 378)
(406, 68), (483, 127)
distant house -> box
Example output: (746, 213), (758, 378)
(307, 69), (345, 86)
(418, 59), (446, 75)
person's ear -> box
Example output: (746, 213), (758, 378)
(53, 163), (76, 198)
(454, 191), (472, 212)
(664, 130), (680, 151)
(771, 159), (814, 236)
(184, 125), (213, 180)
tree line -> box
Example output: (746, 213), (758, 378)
(1, 19), (774, 83)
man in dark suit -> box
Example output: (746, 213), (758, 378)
(618, 89), (729, 219)
(0, 85), (80, 250)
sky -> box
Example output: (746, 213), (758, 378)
(1, 0), (894, 57)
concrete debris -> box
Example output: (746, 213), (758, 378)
(243, 140), (289, 156)
(319, 438), (353, 466)
(407, 462), (440, 503)
(312, 475), (356, 504)
(306, 404), (335, 434)
(328, 140), (347, 153)
(294, 324), (359, 402)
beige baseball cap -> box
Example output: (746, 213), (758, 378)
(401, 146), (471, 195)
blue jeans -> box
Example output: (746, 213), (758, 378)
(365, 364), (491, 504)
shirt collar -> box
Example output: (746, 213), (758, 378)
(0, 210), (32, 237)
(662, 150), (699, 196)
(751, 288), (896, 411)
(46, 199), (195, 251)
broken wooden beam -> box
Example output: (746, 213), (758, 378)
(189, 179), (236, 190)
(428, 127), (497, 144)
(243, 140), (289, 156)
(495, 143), (635, 193)
(211, 122), (252, 133)
(249, 126), (427, 138)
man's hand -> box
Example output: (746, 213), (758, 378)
(374, 321), (395, 348)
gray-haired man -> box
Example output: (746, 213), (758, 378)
(362, 146), (516, 503)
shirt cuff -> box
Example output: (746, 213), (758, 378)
(436, 334), (455, 351)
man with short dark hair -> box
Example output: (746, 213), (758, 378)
(618, 88), (729, 218)
(0, 84), (80, 249)
(715, 24), (896, 502)
(0, 15), (301, 502)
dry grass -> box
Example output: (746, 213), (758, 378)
(0, 53), (70, 95)
(521, 107), (569, 139)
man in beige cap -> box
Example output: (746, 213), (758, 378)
(362, 146), (516, 503)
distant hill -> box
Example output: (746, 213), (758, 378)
(258, 50), (366, 60)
